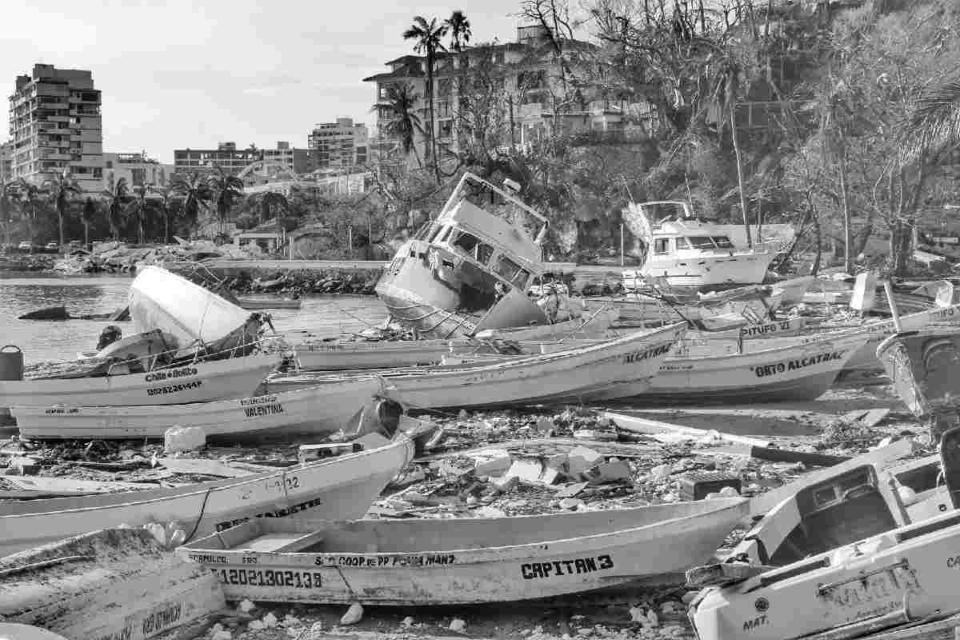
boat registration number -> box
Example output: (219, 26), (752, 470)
(216, 567), (323, 589)
(816, 563), (921, 611)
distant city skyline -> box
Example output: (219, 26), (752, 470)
(0, 0), (526, 164)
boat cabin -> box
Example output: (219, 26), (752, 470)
(636, 201), (739, 258)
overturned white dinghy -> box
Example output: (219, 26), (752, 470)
(129, 265), (266, 355)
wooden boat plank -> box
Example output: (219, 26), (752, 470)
(604, 412), (771, 448)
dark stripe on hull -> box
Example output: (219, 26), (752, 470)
(613, 370), (842, 405)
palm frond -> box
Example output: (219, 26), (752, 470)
(908, 79), (960, 154)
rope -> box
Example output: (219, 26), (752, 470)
(184, 488), (215, 543)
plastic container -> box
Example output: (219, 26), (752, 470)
(0, 345), (24, 381)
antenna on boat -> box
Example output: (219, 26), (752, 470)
(683, 175), (695, 218)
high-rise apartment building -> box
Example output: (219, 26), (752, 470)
(102, 152), (174, 191)
(8, 64), (103, 193)
(307, 118), (368, 171)
(173, 141), (261, 176)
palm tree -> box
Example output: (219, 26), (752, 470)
(12, 179), (44, 243)
(101, 177), (129, 241)
(379, 84), (425, 167)
(403, 15), (448, 183)
(206, 165), (244, 239)
(252, 191), (288, 226)
(148, 184), (177, 244)
(125, 184), (151, 245)
(41, 171), (81, 248)
(445, 10), (471, 52)
(81, 197), (97, 248)
(908, 78), (960, 153)
(170, 172), (212, 237)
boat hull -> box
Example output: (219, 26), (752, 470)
(179, 498), (747, 605)
(293, 340), (454, 371)
(11, 378), (385, 440)
(626, 251), (775, 288)
(129, 265), (251, 345)
(0, 354), (277, 409)
(877, 327), (960, 419)
(0, 435), (413, 558)
(691, 509), (960, 640)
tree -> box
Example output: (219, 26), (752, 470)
(207, 165), (244, 239)
(170, 172), (213, 236)
(41, 171), (81, 248)
(445, 10), (472, 52)
(102, 177), (129, 241)
(81, 197), (97, 248)
(125, 184), (151, 245)
(252, 191), (288, 226)
(909, 78), (960, 153)
(12, 179), (45, 242)
(379, 84), (425, 167)
(0, 181), (18, 246)
(148, 184), (177, 244)
(403, 15), (448, 183)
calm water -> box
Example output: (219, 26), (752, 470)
(0, 273), (389, 364)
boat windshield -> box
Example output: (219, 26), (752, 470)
(451, 230), (494, 265)
(712, 236), (735, 248)
(493, 255), (531, 288)
(686, 236), (718, 250)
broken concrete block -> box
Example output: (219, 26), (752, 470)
(540, 466), (562, 485)
(163, 425), (206, 453)
(491, 475), (519, 492)
(505, 458), (544, 483)
(557, 481), (589, 498)
(449, 618), (467, 633)
(544, 453), (568, 471)
(567, 446), (602, 477)
(585, 459), (632, 484)
(559, 497), (584, 510)
(470, 449), (513, 477)
(7, 456), (39, 475)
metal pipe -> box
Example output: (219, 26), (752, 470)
(884, 280), (903, 332)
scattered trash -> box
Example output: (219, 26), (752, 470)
(449, 618), (467, 633)
(163, 425), (206, 453)
(340, 603), (364, 625)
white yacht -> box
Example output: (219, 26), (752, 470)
(622, 201), (775, 289)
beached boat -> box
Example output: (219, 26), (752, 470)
(1, 528), (225, 640)
(877, 326), (960, 421)
(0, 432), (413, 558)
(629, 329), (869, 403)
(179, 498), (746, 605)
(129, 265), (267, 354)
(1, 353), (277, 409)
(377, 173), (583, 339)
(621, 201), (775, 288)
(74, 328), (180, 369)
(690, 499), (960, 640)
(266, 323), (688, 410)
(11, 379), (388, 440)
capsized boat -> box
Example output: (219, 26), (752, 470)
(266, 323), (688, 410)
(1, 528), (225, 640)
(877, 326), (960, 427)
(178, 498), (747, 605)
(0, 431), (413, 558)
(129, 265), (269, 356)
(621, 201), (775, 289)
(376, 173), (566, 339)
(0, 353), (278, 408)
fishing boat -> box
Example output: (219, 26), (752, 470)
(0, 353), (277, 409)
(0, 432), (413, 558)
(1, 528), (225, 640)
(626, 329), (869, 403)
(129, 265), (268, 354)
(376, 173), (577, 339)
(178, 498), (747, 605)
(620, 201), (775, 289)
(11, 380), (389, 441)
(877, 326), (960, 422)
(266, 323), (688, 410)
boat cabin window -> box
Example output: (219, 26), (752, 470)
(451, 230), (494, 265)
(712, 236), (734, 249)
(687, 236), (717, 250)
(493, 255), (530, 288)
(654, 238), (671, 255)
(428, 225), (446, 243)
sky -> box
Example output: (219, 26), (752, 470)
(0, 0), (528, 164)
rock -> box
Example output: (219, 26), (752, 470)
(559, 498), (584, 510)
(282, 614), (301, 627)
(237, 599), (256, 614)
(262, 613), (278, 628)
(402, 616), (415, 627)
(540, 466), (562, 485)
(163, 425), (206, 453)
(248, 620), (265, 631)
(340, 602), (364, 625)
(649, 464), (672, 480)
(491, 475), (519, 492)
(210, 623), (232, 640)
(449, 618), (467, 633)
(557, 481), (589, 498)
(567, 446), (602, 478)
(718, 485), (740, 497)
(629, 606), (646, 623)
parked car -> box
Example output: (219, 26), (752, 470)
(17, 241), (32, 252)
(45, 241), (59, 252)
